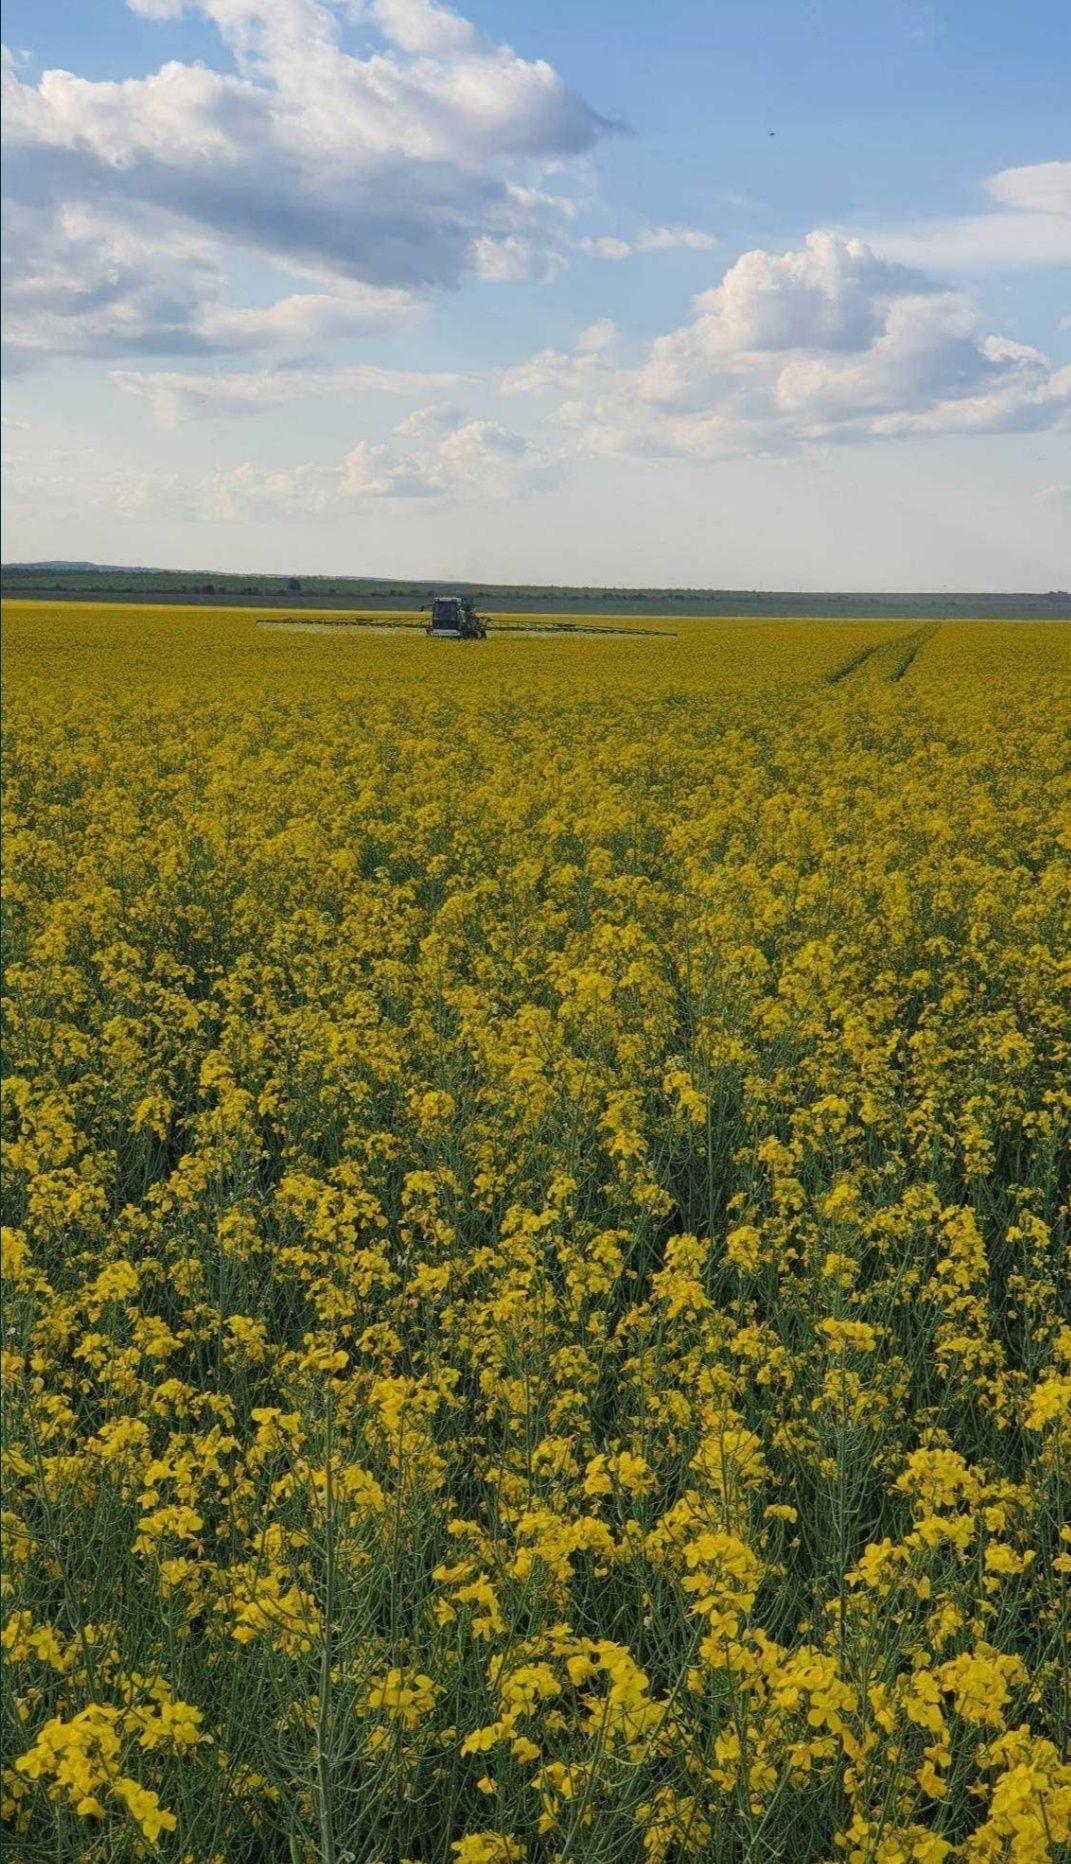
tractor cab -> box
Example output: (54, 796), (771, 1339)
(426, 595), (487, 640)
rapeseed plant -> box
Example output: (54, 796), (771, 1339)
(2, 602), (1069, 1860)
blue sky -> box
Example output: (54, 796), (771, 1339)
(2, 0), (1068, 587)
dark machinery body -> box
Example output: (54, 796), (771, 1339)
(426, 596), (487, 639)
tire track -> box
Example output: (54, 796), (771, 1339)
(826, 641), (881, 684)
(889, 623), (940, 681)
(826, 624), (939, 687)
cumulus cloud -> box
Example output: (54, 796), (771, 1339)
(343, 415), (558, 498)
(208, 459), (340, 520)
(499, 318), (617, 395)
(1, 0), (609, 366)
(1, 416), (556, 520)
(502, 229), (1070, 456)
(637, 235), (916, 409)
(871, 362), (1071, 437)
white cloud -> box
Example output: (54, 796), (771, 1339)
(634, 224), (717, 253)
(370, 0), (477, 57)
(1, 413), (555, 519)
(987, 160), (1071, 218)
(503, 229), (1070, 458)
(577, 318), (616, 353)
(1, 202), (219, 371)
(0, 435), (338, 522)
(208, 459), (339, 520)
(862, 160), (1071, 271)
(109, 362), (471, 423)
(1, 200), (421, 369)
(471, 234), (565, 282)
(871, 363), (1071, 437)
(577, 224), (716, 260)
(343, 415), (557, 499)
(197, 289), (420, 350)
(1, 0), (608, 366)
(577, 236), (632, 261)
(637, 234), (914, 410)
(499, 318), (616, 395)
(393, 400), (468, 435)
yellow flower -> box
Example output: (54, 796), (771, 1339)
(937, 1646), (1029, 1728)
(1023, 1373), (1071, 1430)
(366, 1668), (440, 1730)
(816, 1317), (879, 1355)
(112, 1776), (178, 1844)
(451, 1834), (526, 1863)
(725, 1226), (762, 1273)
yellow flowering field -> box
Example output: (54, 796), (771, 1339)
(2, 602), (1070, 1864)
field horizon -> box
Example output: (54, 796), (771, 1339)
(3, 569), (1069, 625)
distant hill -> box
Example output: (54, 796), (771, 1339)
(6, 559), (103, 571)
(2, 563), (1069, 621)
(3, 560), (152, 573)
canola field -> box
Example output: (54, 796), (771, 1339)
(2, 602), (1070, 1864)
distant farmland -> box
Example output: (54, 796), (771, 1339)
(3, 563), (1069, 620)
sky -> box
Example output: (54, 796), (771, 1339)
(2, 0), (1069, 588)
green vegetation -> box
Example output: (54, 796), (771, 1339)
(3, 563), (1069, 620)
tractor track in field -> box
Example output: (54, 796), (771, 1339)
(888, 623), (940, 680)
(826, 641), (881, 684)
(826, 623), (940, 687)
